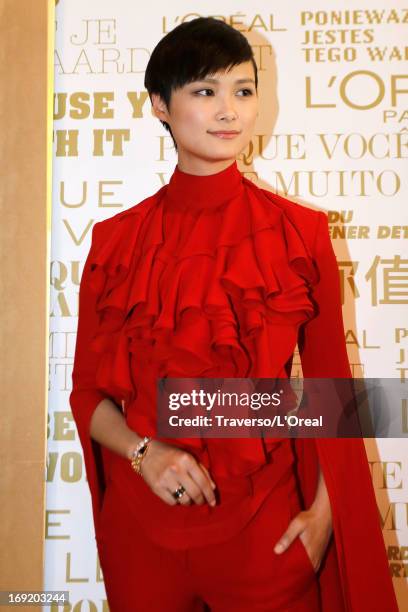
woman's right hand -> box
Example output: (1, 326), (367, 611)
(139, 439), (217, 507)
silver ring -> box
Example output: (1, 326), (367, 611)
(172, 485), (186, 501)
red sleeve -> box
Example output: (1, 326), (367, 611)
(70, 221), (108, 531)
(70, 221), (107, 433)
(298, 211), (352, 378)
(295, 213), (399, 611)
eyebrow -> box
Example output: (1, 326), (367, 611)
(192, 77), (256, 85)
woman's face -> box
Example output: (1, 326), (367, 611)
(151, 60), (258, 173)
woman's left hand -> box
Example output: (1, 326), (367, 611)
(273, 505), (333, 573)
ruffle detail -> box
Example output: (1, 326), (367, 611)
(87, 181), (320, 461)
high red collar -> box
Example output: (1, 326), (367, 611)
(165, 160), (244, 211)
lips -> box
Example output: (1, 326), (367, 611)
(208, 131), (241, 139)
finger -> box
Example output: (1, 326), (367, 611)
(170, 473), (206, 505)
(188, 465), (217, 507)
(165, 481), (193, 506)
(273, 518), (303, 554)
(198, 462), (217, 489)
(177, 494), (192, 506)
(160, 481), (193, 506)
(160, 489), (183, 506)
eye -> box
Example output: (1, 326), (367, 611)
(193, 88), (214, 96)
(237, 88), (254, 96)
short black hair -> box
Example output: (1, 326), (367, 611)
(144, 16), (258, 151)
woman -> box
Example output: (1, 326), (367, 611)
(70, 17), (398, 612)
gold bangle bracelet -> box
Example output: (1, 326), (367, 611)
(130, 437), (152, 476)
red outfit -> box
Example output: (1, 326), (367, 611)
(70, 161), (398, 611)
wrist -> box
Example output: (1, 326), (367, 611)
(129, 436), (153, 476)
(126, 435), (144, 460)
(310, 499), (333, 529)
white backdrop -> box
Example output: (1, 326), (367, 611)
(47, 0), (408, 608)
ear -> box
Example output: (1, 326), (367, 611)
(151, 93), (169, 121)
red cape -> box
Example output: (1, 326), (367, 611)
(70, 172), (399, 612)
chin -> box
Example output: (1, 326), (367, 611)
(199, 151), (240, 163)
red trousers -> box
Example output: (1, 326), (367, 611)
(96, 460), (321, 612)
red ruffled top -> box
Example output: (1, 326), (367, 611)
(87, 160), (319, 472)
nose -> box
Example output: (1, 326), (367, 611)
(215, 94), (238, 121)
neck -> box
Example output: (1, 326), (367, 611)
(165, 159), (244, 211)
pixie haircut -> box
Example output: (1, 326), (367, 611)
(144, 16), (258, 151)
